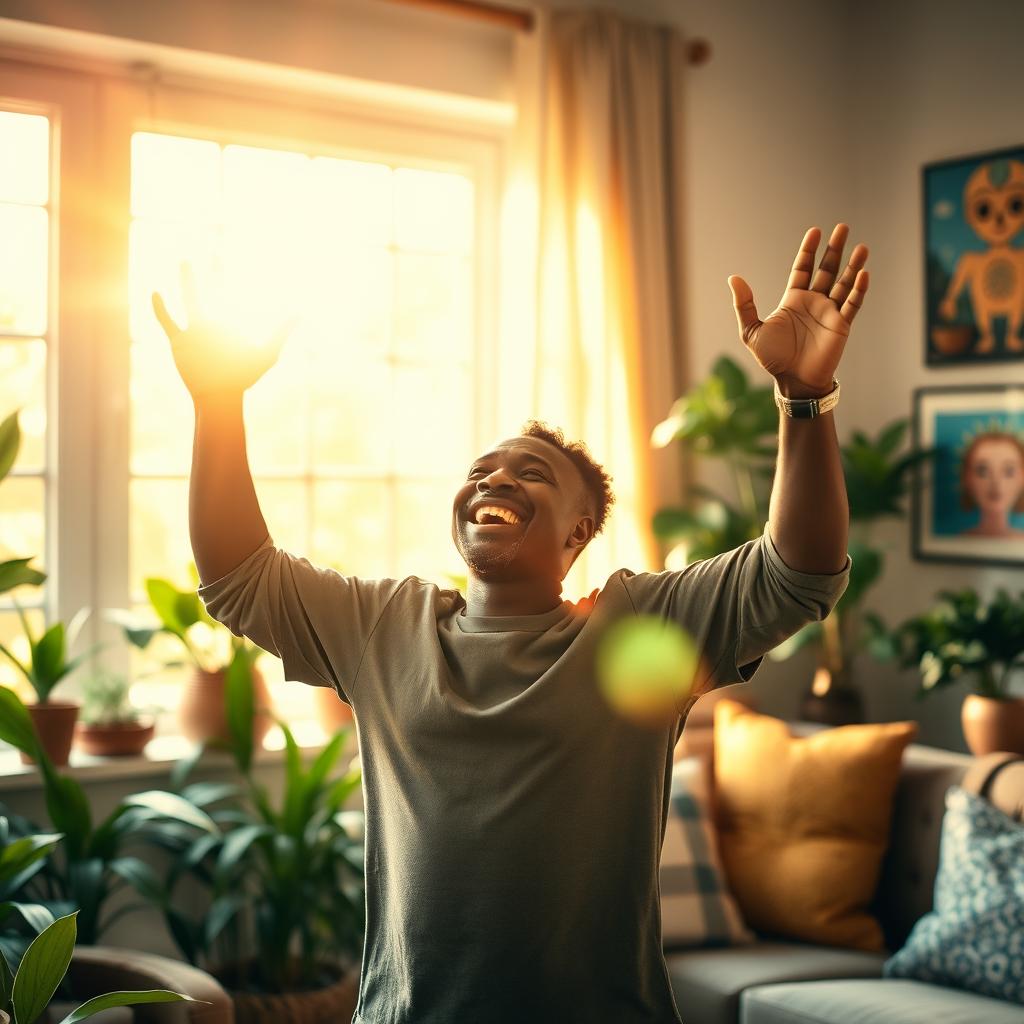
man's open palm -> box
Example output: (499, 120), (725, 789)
(152, 263), (293, 400)
(727, 224), (870, 393)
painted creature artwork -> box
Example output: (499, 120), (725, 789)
(924, 146), (1024, 365)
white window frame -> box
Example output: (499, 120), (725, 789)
(0, 44), (512, 723)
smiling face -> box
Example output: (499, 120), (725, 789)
(451, 436), (595, 583)
(961, 434), (1024, 516)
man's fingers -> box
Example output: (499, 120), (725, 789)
(786, 227), (821, 291)
(809, 223), (849, 293)
(151, 292), (181, 340)
(727, 275), (761, 343)
(839, 269), (869, 324)
(829, 243), (869, 307)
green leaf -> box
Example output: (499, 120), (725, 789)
(0, 945), (12, 1007)
(144, 580), (187, 635)
(712, 355), (748, 399)
(225, 649), (254, 774)
(0, 410), (21, 485)
(31, 624), (67, 694)
(0, 902), (55, 936)
(767, 622), (823, 661)
(38, 770), (92, 862)
(0, 688), (42, 759)
(203, 892), (246, 948)
(876, 419), (908, 457)
(217, 824), (273, 880)
(0, 560), (46, 597)
(12, 910), (77, 1024)
(107, 857), (165, 905)
(0, 834), (63, 888)
(122, 791), (219, 836)
(55, 988), (197, 1024)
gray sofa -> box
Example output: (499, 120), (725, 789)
(665, 716), (1024, 1024)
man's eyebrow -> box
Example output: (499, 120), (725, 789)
(470, 452), (558, 475)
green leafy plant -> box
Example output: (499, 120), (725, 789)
(0, 599), (103, 705)
(0, 410), (46, 598)
(0, 685), (220, 947)
(883, 587), (1024, 700)
(78, 669), (163, 727)
(767, 419), (936, 676)
(152, 648), (365, 993)
(104, 570), (258, 675)
(651, 355), (777, 561)
(0, 909), (196, 1024)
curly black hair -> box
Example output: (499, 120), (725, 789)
(518, 419), (616, 534)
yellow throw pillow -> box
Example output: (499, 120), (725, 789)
(712, 699), (917, 951)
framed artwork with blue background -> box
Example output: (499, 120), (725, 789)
(913, 386), (1024, 567)
(923, 145), (1024, 365)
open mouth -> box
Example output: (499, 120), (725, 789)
(467, 504), (529, 531)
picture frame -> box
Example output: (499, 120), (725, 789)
(912, 385), (1024, 568)
(922, 144), (1024, 366)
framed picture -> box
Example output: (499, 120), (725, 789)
(912, 385), (1024, 567)
(923, 144), (1024, 366)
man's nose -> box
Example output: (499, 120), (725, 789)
(477, 468), (516, 491)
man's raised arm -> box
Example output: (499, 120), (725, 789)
(152, 264), (289, 586)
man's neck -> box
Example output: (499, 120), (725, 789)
(463, 577), (564, 617)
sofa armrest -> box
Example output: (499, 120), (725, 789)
(65, 947), (232, 1024)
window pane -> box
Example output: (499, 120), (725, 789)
(395, 168), (473, 253)
(0, 607), (47, 706)
(130, 479), (192, 601)
(0, 476), (46, 609)
(394, 251), (472, 363)
(312, 157), (392, 246)
(311, 480), (391, 578)
(392, 362), (473, 477)
(394, 479), (461, 585)
(0, 340), (46, 470)
(305, 245), (392, 357)
(254, 480), (309, 555)
(243, 341), (310, 476)
(0, 111), (49, 206)
(131, 133), (221, 222)
(0, 204), (47, 336)
(310, 355), (392, 474)
(129, 338), (194, 476)
(223, 145), (311, 226)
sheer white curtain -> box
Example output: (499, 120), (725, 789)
(525, 7), (691, 596)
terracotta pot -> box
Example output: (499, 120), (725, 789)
(961, 693), (1024, 756)
(218, 959), (359, 1024)
(313, 685), (355, 733)
(20, 701), (80, 767)
(178, 664), (274, 750)
(74, 718), (155, 757)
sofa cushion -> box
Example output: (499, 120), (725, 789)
(883, 785), (1024, 1005)
(712, 699), (916, 951)
(740, 978), (1024, 1024)
(664, 939), (886, 1024)
(661, 754), (755, 948)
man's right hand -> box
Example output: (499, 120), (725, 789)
(151, 263), (292, 401)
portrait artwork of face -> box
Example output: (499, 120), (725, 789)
(958, 431), (1024, 538)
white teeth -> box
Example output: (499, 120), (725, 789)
(473, 505), (523, 526)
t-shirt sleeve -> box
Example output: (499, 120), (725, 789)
(619, 521), (851, 692)
(195, 533), (405, 706)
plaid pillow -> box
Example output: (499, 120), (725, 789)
(661, 754), (754, 948)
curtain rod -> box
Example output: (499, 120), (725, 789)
(379, 0), (712, 64)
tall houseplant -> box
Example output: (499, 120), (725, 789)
(104, 571), (273, 749)
(149, 655), (365, 1018)
(884, 586), (1024, 755)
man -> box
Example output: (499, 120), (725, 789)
(154, 222), (867, 1022)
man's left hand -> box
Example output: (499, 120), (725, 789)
(727, 223), (869, 397)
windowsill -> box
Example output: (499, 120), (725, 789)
(0, 720), (343, 791)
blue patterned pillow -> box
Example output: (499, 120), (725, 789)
(883, 785), (1024, 1004)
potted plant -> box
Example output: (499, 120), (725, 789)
(104, 570), (274, 751)
(766, 418), (935, 724)
(149, 653), (365, 1020)
(73, 669), (161, 757)
(0, 410), (45, 597)
(0, 599), (104, 767)
(883, 586), (1024, 756)
(0, 684), (221, 947)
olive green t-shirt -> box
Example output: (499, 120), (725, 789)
(197, 522), (850, 1023)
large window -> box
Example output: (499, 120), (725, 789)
(126, 130), (484, 722)
(0, 63), (503, 743)
(0, 108), (51, 700)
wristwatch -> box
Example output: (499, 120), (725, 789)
(773, 377), (840, 419)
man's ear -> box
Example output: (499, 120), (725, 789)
(568, 515), (595, 551)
